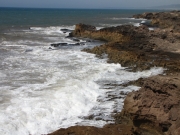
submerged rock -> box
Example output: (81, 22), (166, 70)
(50, 42), (85, 47)
(60, 28), (73, 33)
(51, 43), (68, 47)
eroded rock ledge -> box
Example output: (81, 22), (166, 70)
(71, 19), (180, 72)
(49, 11), (180, 135)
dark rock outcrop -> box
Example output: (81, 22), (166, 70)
(51, 43), (68, 47)
(60, 28), (73, 33)
(50, 42), (84, 47)
(71, 24), (133, 42)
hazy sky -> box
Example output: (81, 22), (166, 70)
(0, 0), (180, 9)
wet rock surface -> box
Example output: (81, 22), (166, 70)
(49, 11), (180, 135)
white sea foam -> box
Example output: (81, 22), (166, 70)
(99, 23), (122, 27)
(29, 26), (75, 36)
(141, 20), (146, 24)
(99, 22), (141, 27)
(111, 17), (147, 21)
(149, 27), (156, 30)
(96, 27), (104, 30)
(0, 25), (164, 135)
(131, 22), (141, 27)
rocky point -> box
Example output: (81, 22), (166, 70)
(49, 10), (180, 135)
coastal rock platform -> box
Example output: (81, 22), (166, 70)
(49, 11), (180, 135)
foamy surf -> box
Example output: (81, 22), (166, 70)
(110, 17), (147, 21)
(0, 25), (164, 135)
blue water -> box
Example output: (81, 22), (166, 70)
(0, 7), (161, 29)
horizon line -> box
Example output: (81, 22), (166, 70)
(0, 6), (174, 10)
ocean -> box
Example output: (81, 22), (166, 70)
(0, 8), (164, 135)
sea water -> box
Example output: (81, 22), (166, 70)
(0, 8), (164, 135)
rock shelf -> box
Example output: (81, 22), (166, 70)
(49, 10), (180, 135)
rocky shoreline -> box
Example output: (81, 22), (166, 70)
(49, 11), (180, 135)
